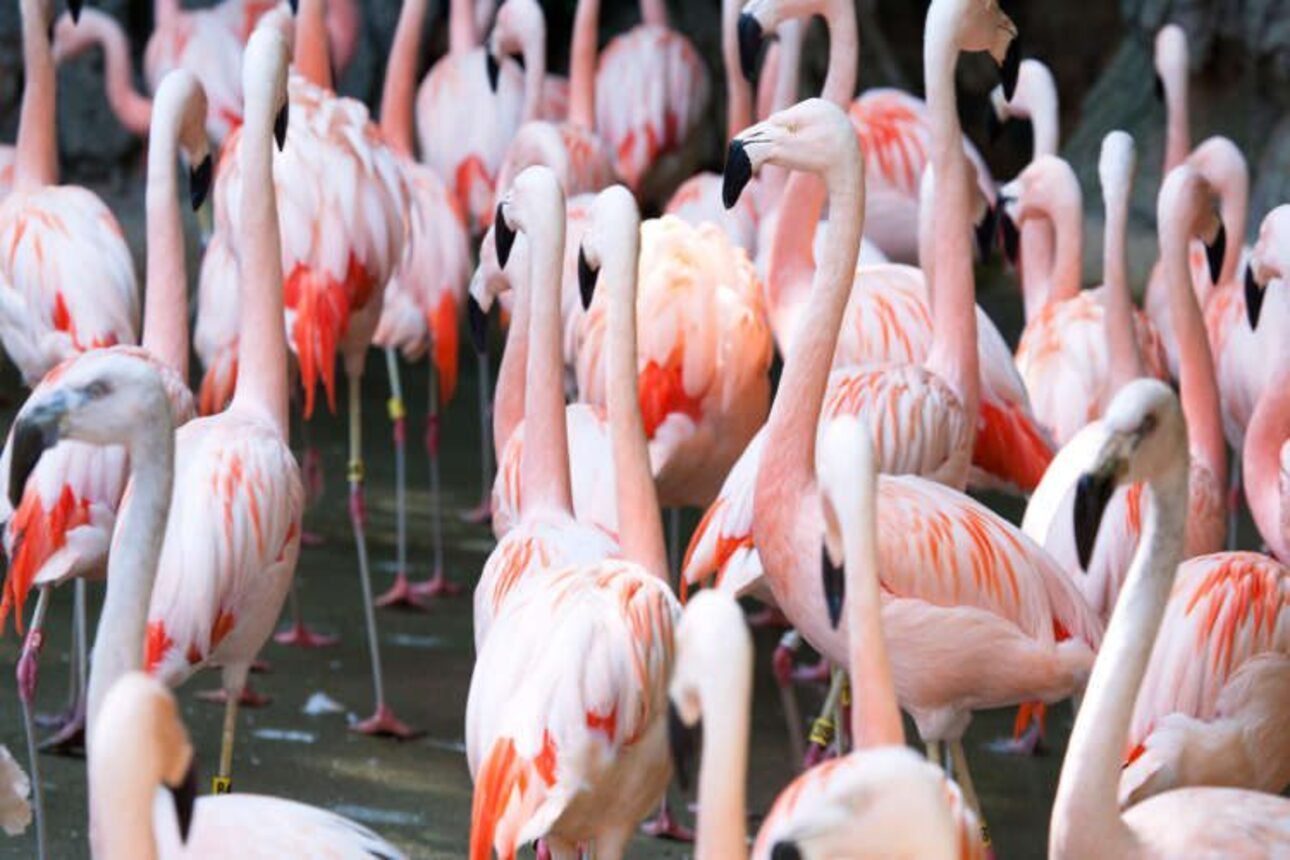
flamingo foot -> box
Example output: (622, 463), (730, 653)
(349, 703), (421, 739)
(38, 706), (85, 756)
(639, 802), (694, 842)
(375, 570), (428, 610)
(747, 607), (790, 628)
(34, 703), (78, 729)
(197, 685), (272, 708)
(791, 658), (831, 685)
(274, 620), (339, 648)
(460, 498), (492, 526)
(300, 530), (327, 547)
(410, 568), (462, 600)
(986, 721), (1045, 756)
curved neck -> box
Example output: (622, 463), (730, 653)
(295, 0), (334, 90)
(519, 212), (574, 516)
(694, 666), (751, 859)
(1045, 187), (1084, 305)
(493, 264), (531, 464)
(449, 0), (478, 55)
(71, 11), (153, 136)
(1052, 461), (1187, 857)
(15, 0), (59, 190)
(720, 0), (751, 141)
(1243, 376), (1290, 563)
(639, 0), (667, 27)
(765, 171), (826, 349)
(568, 0), (599, 130)
(1018, 219), (1056, 322)
(604, 214), (667, 580)
(516, 18), (548, 124)
(229, 83), (290, 436)
(1102, 179), (1144, 393)
(90, 743), (162, 860)
(86, 418), (175, 745)
(1210, 158), (1249, 286)
(1023, 63), (1059, 158)
(1162, 66), (1190, 175)
(820, 0), (859, 106)
(757, 164), (863, 536)
(1161, 204), (1227, 490)
(379, 0), (428, 159)
(922, 7), (979, 431)
(141, 102), (191, 378)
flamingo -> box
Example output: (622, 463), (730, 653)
(486, 0), (617, 206)
(672, 426), (986, 859)
(90, 673), (404, 858)
(371, 0), (472, 608)
(50, 8), (155, 137)
(989, 58), (1059, 323)
(593, 0), (711, 198)
(205, 0), (412, 736)
(725, 0), (1101, 825)
(467, 183), (680, 859)
(0, 0), (137, 388)
(1008, 142), (1169, 446)
(1023, 163), (1228, 624)
(0, 67), (207, 783)
(736, 0), (1004, 265)
(0, 746), (29, 839)
(1051, 379), (1290, 858)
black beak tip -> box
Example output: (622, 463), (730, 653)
(67, 0), (83, 24)
(667, 702), (699, 793)
(737, 13), (764, 84)
(1153, 73), (1165, 103)
(1001, 40), (1022, 102)
(485, 52), (501, 93)
(1244, 266), (1265, 330)
(986, 105), (1006, 143)
(9, 415), (58, 510)
(467, 295), (489, 355)
(821, 546), (845, 631)
(771, 841), (803, 860)
(976, 205), (1000, 265)
(273, 103), (289, 151)
(168, 760), (198, 843)
(1205, 223), (1226, 284)
(494, 206), (516, 269)
(577, 247), (598, 312)
(1073, 472), (1115, 572)
(189, 155), (213, 212)
(1000, 208), (1020, 267)
(722, 140), (752, 210)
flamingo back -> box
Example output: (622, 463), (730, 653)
(194, 231), (241, 416)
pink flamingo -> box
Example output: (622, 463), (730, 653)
(416, 0), (525, 231)
(50, 9), (154, 137)
(736, 0), (1004, 265)
(0, 67), (207, 773)
(1008, 143), (1168, 446)
(990, 58), (1060, 322)
(371, 0), (473, 607)
(593, 0), (710, 197)
(470, 169), (615, 650)
(468, 183), (680, 860)
(1051, 379), (1290, 858)
(1023, 163), (1228, 624)
(486, 0), (617, 206)
(207, 1), (413, 736)
(726, 1), (1101, 823)
(0, 0), (138, 388)
(90, 673), (403, 858)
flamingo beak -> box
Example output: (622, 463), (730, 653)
(167, 760), (198, 843)
(1153, 74), (1165, 102)
(975, 203), (1000, 265)
(737, 13), (765, 83)
(189, 154), (213, 212)
(274, 102), (289, 151)
(1073, 469), (1116, 571)
(9, 392), (71, 509)
(495, 205), (517, 269)
(1245, 266), (1266, 330)
(771, 841), (803, 860)
(485, 52), (501, 93)
(577, 247), (598, 312)
(723, 140), (753, 210)
(467, 296), (489, 354)
(667, 702), (700, 792)
(67, 0), (83, 24)
(821, 546), (845, 630)
(1204, 222), (1226, 284)
(998, 193), (1020, 267)
(1001, 40), (1022, 102)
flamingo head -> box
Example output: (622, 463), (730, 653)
(493, 165), (564, 271)
(577, 185), (640, 312)
(724, 98), (859, 209)
(1153, 24), (1188, 105)
(1244, 205), (1290, 330)
(487, 0), (541, 93)
(152, 69), (214, 211)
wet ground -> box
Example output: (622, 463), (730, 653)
(0, 172), (1265, 859)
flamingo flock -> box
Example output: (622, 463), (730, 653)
(0, 0), (1285, 858)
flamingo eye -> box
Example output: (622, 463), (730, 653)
(83, 380), (111, 400)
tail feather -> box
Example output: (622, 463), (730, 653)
(283, 257), (374, 419)
(972, 398), (1054, 494)
(428, 291), (460, 407)
(470, 734), (564, 860)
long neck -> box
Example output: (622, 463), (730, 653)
(517, 19), (548, 124)
(757, 165), (863, 534)
(1161, 206), (1227, 491)
(720, 0), (751, 142)
(756, 20), (802, 205)
(1102, 175), (1144, 393)
(639, 0), (667, 27)
(493, 265), (531, 464)
(86, 424), (175, 741)
(1046, 189), (1084, 305)
(922, 10), (979, 434)
(520, 216), (574, 516)
(1243, 373), (1290, 562)
(379, 0), (427, 159)
(15, 1), (58, 190)
(694, 668), (751, 859)
(1052, 462), (1187, 857)
(1213, 163), (1249, 286)
(76, 12), (153, 136)
(449, 0), (478, 55)
(836, 458), (903, 748)
(89, 752), (161, 860)
(765, 171), (827, 349)
(1027, 66), (1060, 158)
(1163, 66), (1190, 175)
(141, 107), (190, 378)
(154, 0), (180, 29)
(820, 0), (859, 106)
(568, 0), (599, 130)
(1018, 218), (1056, 322)
(295, 0), (334, 90)
(229, 90), (290, 436)
(605, 221), (667, 580)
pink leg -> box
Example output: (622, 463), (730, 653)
(375, 361), (427, 611)
(411, 368), (461, 601)
(274, 576), (339, 648)
(747, 606), (790, 628)
(460, 349), (494, 526)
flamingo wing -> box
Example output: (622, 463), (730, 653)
(682, 428), (766, 599)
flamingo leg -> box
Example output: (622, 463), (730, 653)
(17, 587), (50, 860)
(346, 373), (418, 739)
(461, 348), (494, 525)
(39, 580), (87, 753)
(639, 795), (694, 842)
(667, 508), (681, 582)
(926, 741), (943, 769)
(274, 577), (339, 647)
(949, 738), (991, 847)
(412, 361), (461, 600)
(375, 350), (421, 610)
(804, 668), (847, 768)
(595, 825), (634, 860)
(214, 690), (240, 794)
(1226, 452), (1241, 551)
